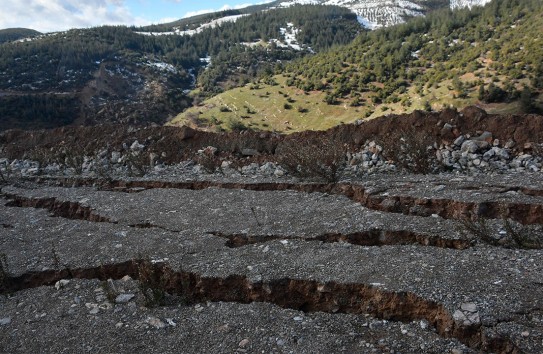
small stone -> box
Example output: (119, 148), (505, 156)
(293, 316), (303, 321)
(521, 331), (530, 337)
(115, 293), (135, 304)
(238, 339), (250, 348)
(241, 148), (258, 156)
(419, 320), (429, 330)
(453, 135), (465, 147)
(274, 169), (285, 177)
(166, 318), (177, 327)
(115, 322), (123, 329)
(55, 279), (70, 290)
(89, 307), (99, 315)
(130, 140), (144, 152)
(276, 339), (285, 346)
(0, 317), (11, 326)
(461, 302), (477, 313)
(147, 316), (166, 329)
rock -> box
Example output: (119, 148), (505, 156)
(453, 135), (466, 147)
(130, 140), (144, 152)
(419, 320), (429, 330)
(178, 126), (196, 140)
(274, 169), (285, 178)
(461, 302), (477, 312)
(492, 147), (510, 160)
(238, 339), (250, 348)
(111, 151), (121, 163)
(473, 131), (493, 142)
(200, 146), (218, 156)
(147, 316), (166, 329)
(483, 149), (495, 161)
(380, 199), (399, 211)
(461, 140), (489, 154)
(115, 293), (135, 304)
(0, 317), (11, 326)
(241, 148), (259, 156)
(55, 279), (70, 290)
(461, 106), (487, 121)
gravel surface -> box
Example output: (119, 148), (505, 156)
(1, 173), (543, 353)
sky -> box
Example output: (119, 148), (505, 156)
(0, 0), (275, 33)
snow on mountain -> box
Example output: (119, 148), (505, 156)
(275, 0), (492, 29)
(450, 0), (492, 9)
(276, 0), (425, 28)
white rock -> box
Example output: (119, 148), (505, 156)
(147, 316), (166, 329)
(55, 279), (70, 290)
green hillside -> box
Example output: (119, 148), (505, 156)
(170, 0), (542, 133)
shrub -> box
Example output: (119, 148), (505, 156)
(277, 136), (346, 182)
(380, 126), (436, 174)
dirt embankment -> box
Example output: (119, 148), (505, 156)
(1, 107), (543, 164)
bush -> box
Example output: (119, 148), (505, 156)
(277, 136), (346, 182)
(381, 126), (436, 174)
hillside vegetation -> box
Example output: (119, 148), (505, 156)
(0, 28), (41, 44)
(0, 5), (359, 130)
(172, 0), (542, 133)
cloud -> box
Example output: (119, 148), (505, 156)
(0, 0), (150, 33)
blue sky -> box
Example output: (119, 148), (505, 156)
(0, 0), (274, 33)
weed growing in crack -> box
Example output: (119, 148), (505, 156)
(100, 280), (119, 303)
(503, 219), (543, 249)
(250, 207), (262, 226)
(458, 218), (497, 246)
(50, 241), (61, 269)
(0, 160), (14, 184)
(278, 136), (346, 183)
(458, 217), (543, 249)
(137, 258), (169, 307)
(0, 253), (9, 289)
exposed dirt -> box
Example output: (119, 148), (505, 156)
(2, 107), (543, 164)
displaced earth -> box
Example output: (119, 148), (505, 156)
(1, 108), (543, 353)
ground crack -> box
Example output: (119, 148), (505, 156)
(209, 230), (471, 249)
(0, 259), (518, 353)
(3, 194), (115, 224)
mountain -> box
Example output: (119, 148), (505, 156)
(170, 0), (542, 133)
(0, 28), (42, 44)
(1, 0), (540, 132)
(0, 5), (360, 130)
(269, 0), (492, 28)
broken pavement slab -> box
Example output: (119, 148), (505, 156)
(1, 175), (543, 353)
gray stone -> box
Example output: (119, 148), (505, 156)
(147, 316), (166, 329)
(461, 303), (477, 312)
(241, 148), (259, 156)
(461, 140), (489, 154)
(130, 141), (144, 152)
(0, 317), (11, 326)
(115, 293), (135, 304)
(453, 135), (465, 147)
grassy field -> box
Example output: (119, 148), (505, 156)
(166, 74), (532, 133)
